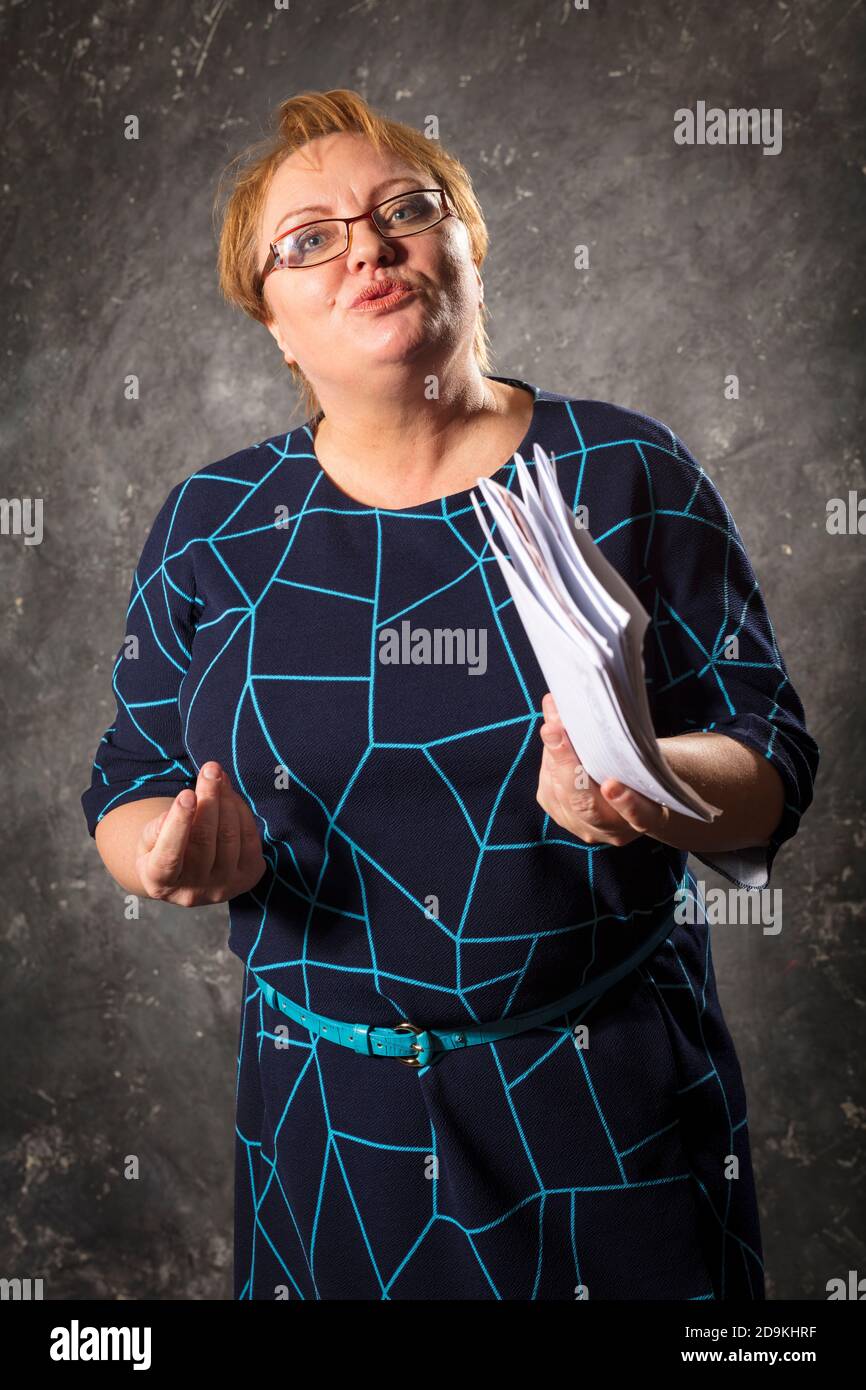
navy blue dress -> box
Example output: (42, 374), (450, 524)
(81, 375), (819, 1300)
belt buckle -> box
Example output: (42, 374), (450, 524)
(393, 1019), (430, 1067)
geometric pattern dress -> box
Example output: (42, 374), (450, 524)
(81, 375), (819, 1299)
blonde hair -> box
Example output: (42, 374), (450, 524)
(213, 88), (493, 425)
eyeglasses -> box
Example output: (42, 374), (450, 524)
(259, 187), (453, 284)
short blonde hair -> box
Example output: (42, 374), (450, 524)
(213, 88), (493, 425)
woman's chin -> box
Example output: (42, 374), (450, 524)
(348, 328), (432, 367)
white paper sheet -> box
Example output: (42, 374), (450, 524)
(470, 445), (722, 822)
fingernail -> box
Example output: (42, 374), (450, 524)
(203, 764), (221, 780)
(178, 789), (196, 808)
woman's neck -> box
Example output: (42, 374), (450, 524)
(311, 374), (533, 509)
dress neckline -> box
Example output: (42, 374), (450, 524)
(304, 374), (542, 515)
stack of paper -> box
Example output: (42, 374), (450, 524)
(470, 444), (721, 822)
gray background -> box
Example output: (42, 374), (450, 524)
(2, 0), (863, 1300)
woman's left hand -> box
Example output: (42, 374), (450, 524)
(536, 692), (673, 846)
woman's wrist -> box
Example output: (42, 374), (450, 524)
(656, 732), (785, 853)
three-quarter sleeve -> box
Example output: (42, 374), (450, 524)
(81, 480), (199, 837)
(636, 416), (820, 889)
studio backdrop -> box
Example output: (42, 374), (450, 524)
(1, 0), (862, 1305)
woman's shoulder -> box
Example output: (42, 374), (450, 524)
(533, 385), (705, 491)
(535, 387), (745, 553)
(148, 422), (317, 534)
(536, 383), (685, 450)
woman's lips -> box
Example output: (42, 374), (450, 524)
(349, 285), (415, 312)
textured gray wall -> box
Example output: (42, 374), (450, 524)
(2, 0), (862, 1300)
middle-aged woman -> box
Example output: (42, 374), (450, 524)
(82, 89), (819, 1301)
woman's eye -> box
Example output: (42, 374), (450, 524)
(387, 200), (422, 224)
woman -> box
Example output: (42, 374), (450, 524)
(82, 89), (819, 1300)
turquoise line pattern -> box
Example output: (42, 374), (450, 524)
(82, 376), (819, 1299)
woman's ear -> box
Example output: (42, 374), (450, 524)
(475, 266), (484, 304)
(265, 318), (297, 368)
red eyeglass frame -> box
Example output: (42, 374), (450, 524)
(257, 188), (453, 289)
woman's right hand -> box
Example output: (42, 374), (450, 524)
(135, 761), (267, 906)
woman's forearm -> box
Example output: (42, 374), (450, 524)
(657, 732), (785, 853)
(93, 797), (177, 896)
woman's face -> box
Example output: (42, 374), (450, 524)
(258, 131), (483, 389)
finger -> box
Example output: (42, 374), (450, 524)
(536, 719), (642, 838)
(181, 762), (224, 882)
(600, 779), (672, 837)
(538, 696), (588, 774)
(539, 715), (579, 768)
(140, 807), (171, 855)
(145, 788), (197, 888)
(539, 706), (648, 834)
(211, 775), (242, 883)
(537, 773), (622, 844)
(219, 772), (256, 832)
(540, 761), (613, 838)
(539, 745), (588, 814)
(215, 774), (266, 882)
(538, 719), (608, 820)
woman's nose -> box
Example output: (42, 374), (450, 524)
(345, 218), (398, 270)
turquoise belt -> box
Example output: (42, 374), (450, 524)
(252, 895), (681, 1070)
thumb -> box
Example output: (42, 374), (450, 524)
(539, 693), (578, 767)
(540, 721), (579, 768)
(141, 807), (171, 852)
(601, 779), (672, 837)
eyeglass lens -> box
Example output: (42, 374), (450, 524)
(273, 189), (444, 268)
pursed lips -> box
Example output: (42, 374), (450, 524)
(349, 279), (416, 310)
